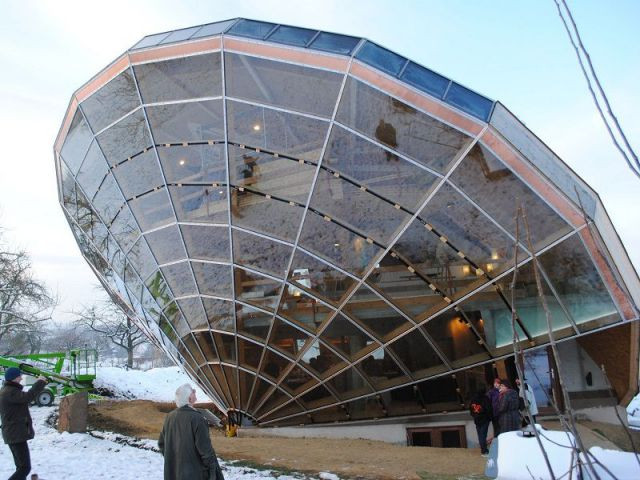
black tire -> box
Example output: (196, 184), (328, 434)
(36, 390), (54, 407)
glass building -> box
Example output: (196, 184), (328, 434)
(54, 19), (640, 432)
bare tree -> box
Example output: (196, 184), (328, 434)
(74, 301), (147, 368)
(0, 232), (55, 354)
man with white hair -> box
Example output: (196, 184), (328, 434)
(158, 384), (224, 480)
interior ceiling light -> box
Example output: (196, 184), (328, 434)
(179, 159), (186, 166)
(253, 124), (261, 131)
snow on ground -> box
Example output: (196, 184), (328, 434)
(626, 392), (640, 430)
(94, 366), (208, 403)
(485, 425), (640, 480)
(0, 406), (339, 480)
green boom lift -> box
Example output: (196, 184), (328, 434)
(0, 349), (97, 406)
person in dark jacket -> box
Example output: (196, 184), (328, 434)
(0, 367), (48, 480)
(486, 378), (501, 437)
(497, 379), (520, 434)
(158, 384), (224, 480)
(469, 389), (492, 455)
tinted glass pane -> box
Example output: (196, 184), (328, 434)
(145, 270), (174, 310)
(355, 41), (406, 76)
(228, 145), (316, 204)
(269, 317), (311, 358)
(260, 349), (293, 382)
(449, 143), (572, 251)
(159, 144), (226, 184)
(367, 252), (447, 319)
(324, 125), (438, 211)
(146, 100), (224, 144)
(176, 297), (207, 330)
(60, 163), (77, 217)
(213, 332), (236, 362)
(298, 212), (383, 277)
(288, 249), (357, 305)
(300, 339), (343, 377)
(180, 224), (230, 262)
(191, 19), (237, 38)
(345, 396), (385, 420)
(415, 375), (461, 412)
(144, 225), (187, 264)
(235, 268), (282, 311)
(81, 70), (140, 133)
(344, 285), (414, 341)
(337, 78), (470, 173)
(112, 150), (163, 198)
(97, 110), (152, 167)
(127, 236), (157, 281)
(161, 262), (198, 297)
(539, 234), (620, 331)
(169, 185), (227, 224)
(400, 62), (450, 98)
(158, 26), (201, 44)
(225, 53), (342, 118)
(422, 309), (489, 368)
(281, 365), (316, 395)
(387, 328), (445, 378)
(132, 32), (171, 50)
(236, 303), (272, 341)
(228, 19), (276, 39)
(232, 229), (292, 278)
(76, 141), (109, 200)
(360, 347), (409, 389)
(110, 205), (140, 253)
(203, 297), (234, 332)
(444, 83), (493, 121)
(320, 313), (377, 360)
(309, 31), (359, 55)
(226, 100), (329, 162)
(135, 53), (222, 103)
(231, 189), (302, 242)
(496, 260), (574, 339)
(93, 173), (125, 225)
(310, 168), (411, 245)
(326, 367), (372, 400)
(61, 110), (93, 173)
(268, 25), (316, 46)
(129, 188), (174, 231)
(278, 287), (334, 333)
(238, 339), (263, 371)
(194, 330), (218, 361)
(191, 261), (232, 298)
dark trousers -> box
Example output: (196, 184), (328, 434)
(8, 442), (31, 480)
(491, 418), (500, 437)
(475, 421), (490, 454)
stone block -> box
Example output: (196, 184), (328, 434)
(57, 391), (88, 433)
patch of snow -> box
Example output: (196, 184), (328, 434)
(626, 391), (640, 430)
(485, 425), (640, 480)
(319, 473), (340, 480)
(94, 366), (208, 403)
(0, 406), (339, 479)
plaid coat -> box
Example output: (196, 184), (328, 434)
(497, 389), (520, 434)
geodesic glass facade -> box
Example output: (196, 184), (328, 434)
(54, 18), (640, 425)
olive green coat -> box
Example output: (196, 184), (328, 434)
(158, 405), (224, 480)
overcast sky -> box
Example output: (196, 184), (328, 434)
(0, 0), (638, 322)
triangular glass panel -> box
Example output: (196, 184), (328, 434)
(238, 369), (257, 412)
(60, 162), (77, 217)
(234, 267), (282, 311)
(228, 145), (315, 204)
(146, 99), (224, 144)
(249, 377), (275, 413)
(232, 229), (292, 278)
(191, 261), (232, 298)
(267, 317), (311, 358)
(200, 364), (233, 408)
(255, 388), (291, 419)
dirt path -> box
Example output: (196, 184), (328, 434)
(89, 400), (486, 479)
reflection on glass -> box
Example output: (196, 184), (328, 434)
(61, 111), (93, 174)
(232, 229), (292, 278)
(235, 268), (282, 311)
(159, 144), (226, 184)
(326, 366), (372, 400)
(299, 339), (344, 378)
(360, 347), (409, 389)
(129, 188), (175, 232)
(444, 83), (493, 121)
(169, 185), (227, 224)
(355, 41), (406, 76)
(236, 303), (272, 341)
(176, 297), (207, 330)
(93, 173), (125, 225)
(226, 100), (329, 162)
(319, 313), (376, 360)
(268, 317), (311, 358)
(387, 328), (445, 378)
(112, 150), (163, 199)
(281, 365), (316, 396)
(161, 261), (198, 298)
(97, 110), (151, 167)
(180, 224), (229, 262)
(213, 332), (236, 363)
(144, 225), (187, 265)
(539, 234), (620, 331)
(225, 53), (342, 118)
(449, 143), (572, 252)
(400, 61), (450, 99)
(231, 189), (302, 242)
(336, 77), (470, 173)
(202, 297), (233, 332)
(146, 100), (224, 144)
(298, 212), (382, 277)
(110, 205), (140, 253)
(135, 53), (222, 103)
(278, 287), (334, 333)
(77, 141), (109, 200)
(237, 338), (263, 371)
(191, 261), (232, 298)
(310, 168), (411, 245)
(309, 32), (359, 55)
(267, 25), (316, 46)
(128, 237), (157, 281)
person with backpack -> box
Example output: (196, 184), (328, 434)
(469, 389), (492, 455)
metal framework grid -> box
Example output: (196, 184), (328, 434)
(53, 18), (640, 426)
